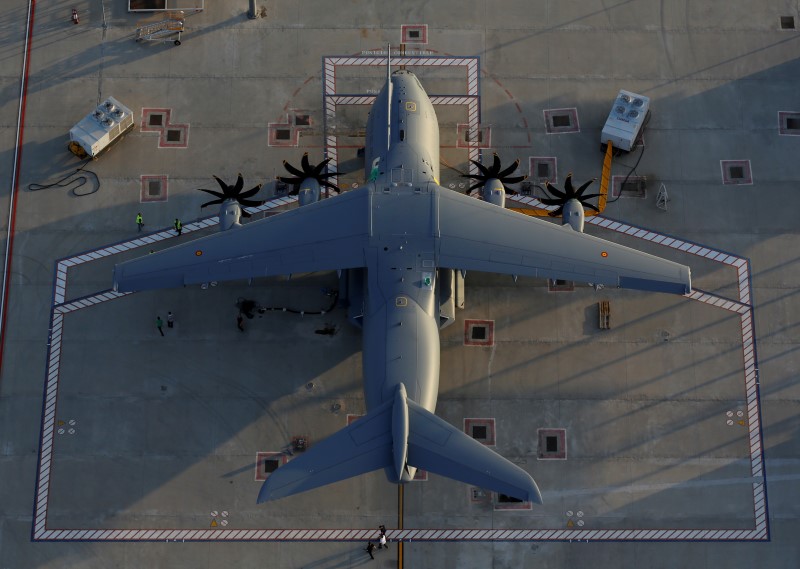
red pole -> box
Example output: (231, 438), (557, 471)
(0, 0), (36, 377)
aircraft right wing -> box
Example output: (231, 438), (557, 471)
(435, 188), (691, 294)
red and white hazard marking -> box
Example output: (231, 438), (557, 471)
(32, 68), (767, 543)
(33, 203), (768, 543)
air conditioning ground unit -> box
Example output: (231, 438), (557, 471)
(601, 90), (650, 152)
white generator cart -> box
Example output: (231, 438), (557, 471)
(68, 97), (135, 159)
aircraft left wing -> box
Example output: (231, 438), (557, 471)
(114, 189), (370, 292)
(436, 188), (691, 294)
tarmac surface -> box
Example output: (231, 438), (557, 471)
(0, 1), (798, 567)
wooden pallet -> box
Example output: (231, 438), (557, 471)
(599, 300), (611, 329)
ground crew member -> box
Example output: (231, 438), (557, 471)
(156, 316), (164, 336)
(136, 213), (144, 232)
(364, 542), (376, 560)
(174, 218), (182, 235)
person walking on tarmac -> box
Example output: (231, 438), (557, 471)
(364, 542), (376, 560)
(136, 212), (144, 232)
(174, 218), (182, 236)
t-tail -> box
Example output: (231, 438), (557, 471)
(257, 384), (543, 504)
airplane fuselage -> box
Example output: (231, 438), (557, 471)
(360, 70), (444, 482)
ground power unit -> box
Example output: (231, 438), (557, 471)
(601, 90), (650, 152)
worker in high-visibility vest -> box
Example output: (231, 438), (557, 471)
(174, 218), (182, 236)
(136, 213), (143, 232)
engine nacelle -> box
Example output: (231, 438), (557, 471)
(483, 178), (506, 208)
(219, 200), (242, 231)
(298, 178), (321, 207)
(561, 198), (585, 232)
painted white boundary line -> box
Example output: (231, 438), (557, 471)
(33, 91), (766, 541)
(33, 204), (767, 542)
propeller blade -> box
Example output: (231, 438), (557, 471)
(468, 181), (485, 192)
(283, 160), (306, 178)
(564, 174), (575, 197)
(238, 184), (263, 199)
(278, 176), (303, 186)
(489, 153), (502, 176)
(317, 171), (343, 179)
(583, 202), (601, 213)
(320, 180), (341, 193)
(496, 158), (520, 180)
(548, 206), (564, 217)
(312, 157), (331, 176)
(469, 159), (490, 177)
(545, 184), (567, 199)
(200, 198), (224, 209)
(538, 197), (564, 205)
(197, 188), (227, 199)
(501, 174), (527, 185)
(212, 175), (230, 194)
(579, 193), (602, 201)
(300, 153), (311, 173)
(238, 198), (265, 207)
(575, 179), (596, 197)
(233, 173), (244, 195)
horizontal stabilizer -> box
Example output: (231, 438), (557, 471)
(257, 399), (393, 502)
(406, 400), (543, 504)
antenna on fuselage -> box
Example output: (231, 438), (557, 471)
(386, 43), (392, 153)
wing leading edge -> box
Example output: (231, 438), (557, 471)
(114, 189), (370, 292)
(435, 188), (691, 294)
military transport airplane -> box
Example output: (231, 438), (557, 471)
(113, 60), (691, 505)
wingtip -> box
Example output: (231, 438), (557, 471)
(256, 481), (273, 504)
(529, 483), (544, 505)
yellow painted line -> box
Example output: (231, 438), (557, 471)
(397, 484), (404, 569)
(508, 207), (550, 217)
(597, 140), (613, 214)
